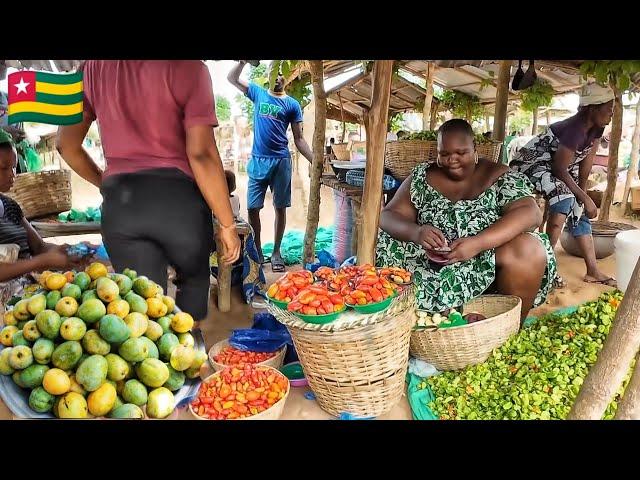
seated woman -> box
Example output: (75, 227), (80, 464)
(0, 131), (78, 284)
(510, 83), (615, 288)
(376, 119), (557, 321)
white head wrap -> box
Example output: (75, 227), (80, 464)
(579, 83), (615, 107)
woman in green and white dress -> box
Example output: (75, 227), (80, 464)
(376, 119), (557, 321)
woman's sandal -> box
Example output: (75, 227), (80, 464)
(584, 276), (617, 288)
(553, 275), (567, 289)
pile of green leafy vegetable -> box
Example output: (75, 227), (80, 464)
(423, 291), (632, 420)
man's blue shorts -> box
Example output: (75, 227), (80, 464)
(247, 156), (292, 210)
(549, 197), (592, 237)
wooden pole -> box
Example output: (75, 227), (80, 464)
(422, 62), (435, 131)
(430, 103), (439, 130)
(302, 60), (327, 265)
(357, 60), (393, 265)
(615, 351), (640, 419)
(623, 101), (640, 212)
(568, 257), (640, 419)
(531, 107), (538, 135)
(598, 84), (622, 222)
(545, 109), (551, 128)
(492, 60), (511, 143)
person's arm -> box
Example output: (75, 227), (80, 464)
(550, 145), (590, 205)
(379, 175), (446, 249)
(579, 147), (596, 191)
(56, 113), (103, 188)
(291, 122), (313, 163)
(185, 125), (240, 264)
(445, 174), (542, 265)
(227, 61), (249, 96)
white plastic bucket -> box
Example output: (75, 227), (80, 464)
(614, 230), (640, 293)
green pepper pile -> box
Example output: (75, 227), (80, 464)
(423, 291), (633, 420)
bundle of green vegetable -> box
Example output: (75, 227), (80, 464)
(403, 131), (495, 145)
(423, 291), (633, 420)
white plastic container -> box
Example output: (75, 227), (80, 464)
(614, 230), (640, 293)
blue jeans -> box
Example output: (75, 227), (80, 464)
(247, 156), (292, 210)
(549, 197), (592, 237)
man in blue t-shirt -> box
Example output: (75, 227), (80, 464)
(228, 61), (313, 271)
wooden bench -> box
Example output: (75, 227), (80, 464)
(212, 219), (252, 313)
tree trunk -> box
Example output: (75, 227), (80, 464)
(357, 60), (393, 265)
(615, 351), (640, 419)
(545, 109), (551, 129)
(429, 103), (439, 130)
(302, 61), (327, 265)
(485, 114), (491, 132)
(623, 101), (640, 213)
(492, 60), (511, 143)
(598, 84), (623, 222)
(531, 107), (538, 135)
(422, 62), (435, 131)
(569, 257), (640, 419)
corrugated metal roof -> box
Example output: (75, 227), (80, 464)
(4, 60), (81, 72)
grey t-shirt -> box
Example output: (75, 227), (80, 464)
(0, 91), (8, 127)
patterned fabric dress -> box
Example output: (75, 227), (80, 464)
(509, 127), (596, 216)
(375, 163), (557, 313)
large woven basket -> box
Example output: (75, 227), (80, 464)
(331, 143), (350, 161)
(208, 339), (286, 372)
(384, 140), (436, 181)
(5, 169), (72, 220)
(410, 295), (521, 371)
(189, 367), (289, 420)
(384, 140), (503, 181)
(269, 288), (415, 418)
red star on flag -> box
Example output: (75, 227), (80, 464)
(8, 71), (37, 103)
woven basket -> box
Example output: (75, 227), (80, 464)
(384, 140), (503, 181)
(269, 288), (415, 418)
(207, 339), (286, 372)
(331, 143), (350, 161)
(410, 295), (521, 371)
(189, 367), (289, 420)
(5, 170), (72, 220)
(384, 140), (436, 181)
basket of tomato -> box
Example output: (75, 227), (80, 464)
(208, 339), (286, 372)
(189, 365), (289, 420)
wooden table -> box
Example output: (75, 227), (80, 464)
(31, 219), (102, 238)
(212, 218), (252, 313)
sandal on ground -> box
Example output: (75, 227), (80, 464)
(584, 276), (617, 288)
(553, 275), (567, 289)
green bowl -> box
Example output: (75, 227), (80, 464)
(268, 297), (289, 310)
(346, 294), (396, 314)
(294, 307), (345, 324)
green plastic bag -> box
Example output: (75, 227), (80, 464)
(25, 146), (43, 172)
(406, 373), (439, 420)
(68, 208), (88, 223)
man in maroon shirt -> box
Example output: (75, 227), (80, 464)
(56, 60), (240, 322)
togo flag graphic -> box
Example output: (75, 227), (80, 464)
(7, 70), (83, 125)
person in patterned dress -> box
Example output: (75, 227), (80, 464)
(510, 83), (615, 288)
(376, 119), (556, 321)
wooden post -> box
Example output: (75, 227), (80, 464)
(422, 62), (435, 131)
(485, 113), (491, 132)
(598, 84), (622, 222)
(302, 61), (327, 265)
(615, 351), (640, 419)
(531, 107), (538, 135)
(568, 257), (640, 419)
(338, 92), (347, 143)
(623, 100), (640, 212)
(545, 109), (551, 128)
(430, 103), (439, 130)
(357, 60), (393, 265)
(492, 60), (512, 143)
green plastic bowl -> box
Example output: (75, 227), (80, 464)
(268, 297), (289, 310)
(294, 307), (345, 324)
(346, 293), (396, 314)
